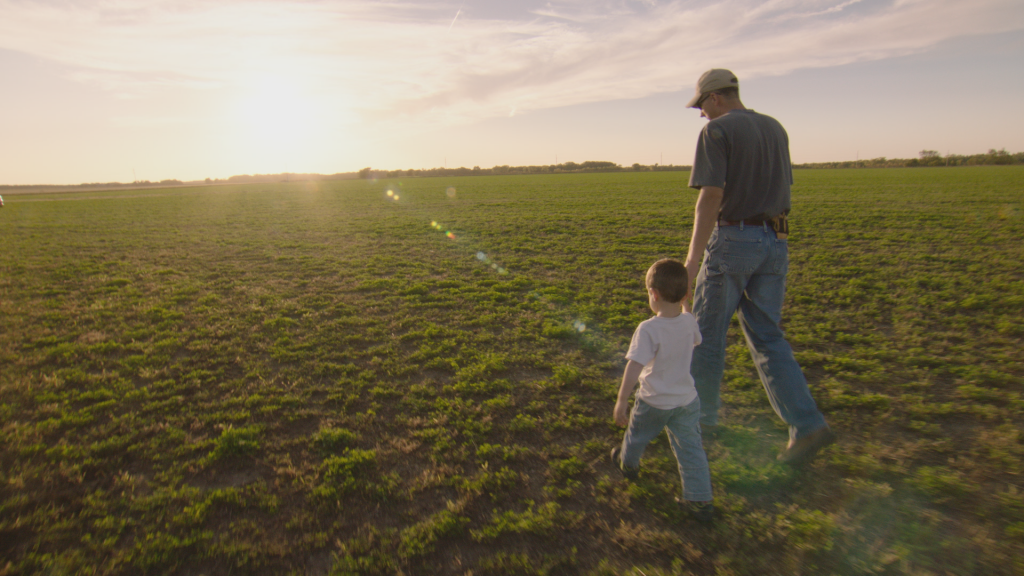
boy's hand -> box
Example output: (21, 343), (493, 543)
(613, 400), (629, 427)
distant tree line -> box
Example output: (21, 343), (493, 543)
(221, 172), (360, 184)
(357, 161), (688, 179)
(6, 150), (1019, 194)
(0, 179), (189, 194)
(0, 173), (365, 194)
(795, 148), (1023, 169)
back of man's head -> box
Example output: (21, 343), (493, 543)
(712, 86), (740, 100)
(687, 68), (740, 108)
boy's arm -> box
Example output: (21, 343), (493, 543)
(613, 360), (645, 427)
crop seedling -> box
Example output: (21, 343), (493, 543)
(1, 167), (1021, 574)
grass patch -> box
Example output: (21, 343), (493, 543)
(2, 168), (1022, 574)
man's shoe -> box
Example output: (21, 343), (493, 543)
(777, 426), (836, 466)
(610, 447), (639, 481)
(676, 498), (714, 524)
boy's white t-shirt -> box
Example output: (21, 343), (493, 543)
(626, 313), (702, 410)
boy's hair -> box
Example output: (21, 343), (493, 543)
(646, 258), (689, 303)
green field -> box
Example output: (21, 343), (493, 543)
(1, 167), (1022, 575)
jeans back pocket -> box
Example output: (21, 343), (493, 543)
(715, 236), (764, 275)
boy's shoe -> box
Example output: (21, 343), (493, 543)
(777, 426), (837, 466)
(610, 447), (639, 481)
(676, 498), (715, 524)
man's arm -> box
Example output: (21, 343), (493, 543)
(683, 186), (724, 307)
(613, 360), (645, 427)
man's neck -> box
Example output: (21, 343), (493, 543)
(706, 99), (745, 120)
(721, 100), (746, 114)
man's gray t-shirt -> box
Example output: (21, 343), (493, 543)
(688, 109), (793, 221)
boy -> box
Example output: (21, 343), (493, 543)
(611, 258), (714, 522)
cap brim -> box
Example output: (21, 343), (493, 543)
(685, 92), (703, 108)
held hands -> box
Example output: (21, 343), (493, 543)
(684, 260), (700, 286)
(682, 259), (700, 313)
(613, 400), (630, 427)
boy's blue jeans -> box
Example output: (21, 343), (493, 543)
(619, 397), (713, 502)
(691, 223), (827, 441)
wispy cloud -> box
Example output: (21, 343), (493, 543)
(1, 0), (1021, 128)
(448, 7), (462, 31)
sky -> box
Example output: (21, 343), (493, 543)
(1, 0), (1023, 185)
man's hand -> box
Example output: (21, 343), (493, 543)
(613, 400), (630, 427)
(685, 260), (701, 289)
(681, 260), (700, 313)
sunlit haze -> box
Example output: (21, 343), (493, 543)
(2, 0), (1023, 185)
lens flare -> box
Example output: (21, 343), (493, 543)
(446, 186), (456, 198)
(573, 320), (587, 332)
(386, 188), (394, 197)
(425, 216), (510, 276)
(394, 195), (400, 201)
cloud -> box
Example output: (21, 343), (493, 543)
(1, 0), (1022, 128)
(109, 114), (196, 128)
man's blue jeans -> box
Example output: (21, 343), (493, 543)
(619, 397), (713, 502)
(691, 223), (827, 441)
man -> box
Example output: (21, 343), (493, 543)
(682, 68), (834, 465)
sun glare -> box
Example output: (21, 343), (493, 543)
(238, 76), (317, 145)
(225, 72), (360, 173)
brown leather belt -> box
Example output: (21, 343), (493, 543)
(718, 219), (768, 226)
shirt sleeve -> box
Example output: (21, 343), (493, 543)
(625, 323), (657, 366)
(688, 123), (729, 190)
(783, 128), (794, 186)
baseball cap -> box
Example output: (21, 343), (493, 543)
(686, 69), (739, 108)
